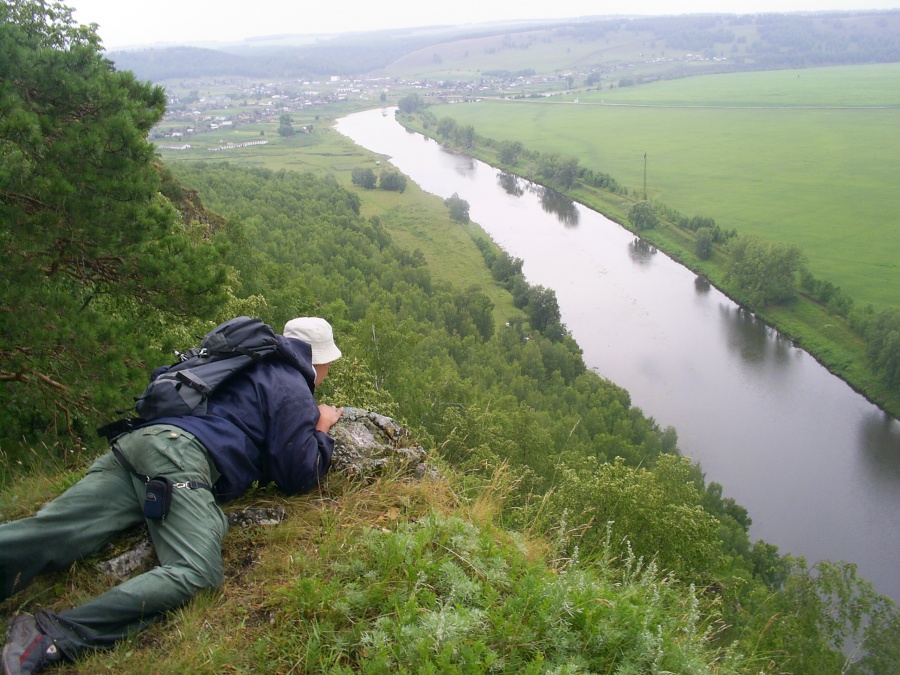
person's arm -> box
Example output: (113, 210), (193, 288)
(316, 404), (343, 433)
(267, 397), (342, 495)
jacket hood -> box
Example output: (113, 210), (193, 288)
(276, 334), (317, 391)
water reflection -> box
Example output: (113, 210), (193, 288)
(694, 276), (711, 294)
(496, 171), (579, 226)
(628, 238), (657, 265)
(538, 187), (580, 227)
(858, 411), (900, 480)
(441, 148), (477, 176)
(498, 171), (524, 197)
(718, 306), (795, 368)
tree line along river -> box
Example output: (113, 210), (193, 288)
(335, 108), (900, 603)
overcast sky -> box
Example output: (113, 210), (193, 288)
(67, 0), (900, 50)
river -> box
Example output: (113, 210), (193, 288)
(335, 107), (900, 602)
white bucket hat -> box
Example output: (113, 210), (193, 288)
(283, 317), (342, 365)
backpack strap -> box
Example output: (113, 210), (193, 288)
(111, 444), (150, 483)
(111, 444), (212, 492)
(97, 417), (141, 444)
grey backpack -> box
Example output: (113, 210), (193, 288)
(134, 316), (278, 420)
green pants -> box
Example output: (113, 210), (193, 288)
(0, 425), (228, 660)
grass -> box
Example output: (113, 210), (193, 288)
(573, 63), (900, 107)
(425, 63), (900, 310)
(1, 461), (751, 674)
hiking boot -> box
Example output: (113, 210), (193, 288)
(2, 614), (62, 675)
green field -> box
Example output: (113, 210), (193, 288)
(427, 64), (900, 309)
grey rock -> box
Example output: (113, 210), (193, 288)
(97, 506), (287, 578)
(328, 407), (431, 479)
(227, 506), (286, 528)
(97, 538), (156, 579)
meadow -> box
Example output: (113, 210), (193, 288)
(427, 64), (900, 309)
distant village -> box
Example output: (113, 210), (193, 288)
(152, 51), (726, 145)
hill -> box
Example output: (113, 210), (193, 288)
(108, 11), (900, 82)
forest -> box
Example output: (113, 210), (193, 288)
(1, 2), (898, 672)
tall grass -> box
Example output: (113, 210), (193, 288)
(54, 468), (751, 674)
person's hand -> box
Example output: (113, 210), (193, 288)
(316, 404), (344, 433)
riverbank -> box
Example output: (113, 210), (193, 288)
(395, 111), (899, 420)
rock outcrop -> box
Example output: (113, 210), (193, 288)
(328, 407), (430, 479)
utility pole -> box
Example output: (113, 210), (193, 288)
(643, 152), (647, 200)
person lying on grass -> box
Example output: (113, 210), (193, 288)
(1, 318), (344, 675)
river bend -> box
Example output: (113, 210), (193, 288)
(336, 108), (900, 602)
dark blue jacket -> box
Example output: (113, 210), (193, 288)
(150, 335), (333, 501)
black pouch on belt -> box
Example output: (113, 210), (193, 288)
(111, 444), (212, 521)
(143, 476), (174, 520)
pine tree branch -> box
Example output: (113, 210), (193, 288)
(0, 369), (70, 392)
